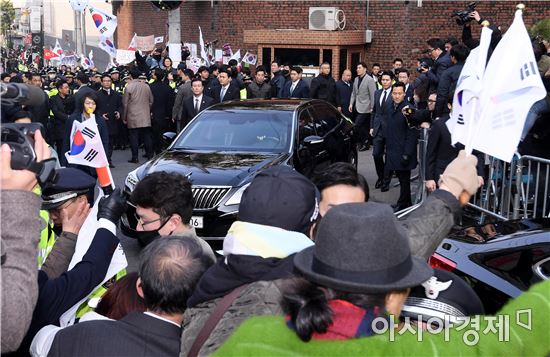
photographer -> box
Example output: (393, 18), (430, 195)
(420, 38), (452, 89)
(461, 10), (502, 60)
(1, 130), (50, 352)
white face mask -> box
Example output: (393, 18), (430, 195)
(48, 74), (56, 80)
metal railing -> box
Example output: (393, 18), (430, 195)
(396, 133), (550, 222)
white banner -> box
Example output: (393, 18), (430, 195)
(168, 43), (182, 64)
(116, 49), (136, 65)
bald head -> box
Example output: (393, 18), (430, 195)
(341, 69), (352, 82)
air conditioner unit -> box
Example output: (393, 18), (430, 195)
(309, 7), (346, 31)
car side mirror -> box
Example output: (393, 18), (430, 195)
(162, 132), (177, 149)
(303, 135), (324, 146)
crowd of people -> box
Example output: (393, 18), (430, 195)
(2, 9), (550, 357)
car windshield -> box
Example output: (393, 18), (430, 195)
(173, 109), (294, 153)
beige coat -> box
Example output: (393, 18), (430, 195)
(122, 79), (154, 128)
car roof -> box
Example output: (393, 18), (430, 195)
(208, 98), (318, 111)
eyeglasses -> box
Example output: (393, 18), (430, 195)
(50, 198), (77, 214)
(427, 48), (435, 53)
(134, 213), (165, 228)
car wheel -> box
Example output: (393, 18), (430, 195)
(348, 149), (358, 169)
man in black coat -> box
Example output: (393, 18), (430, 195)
(370, 72), (394, 191)
(181, 78), (215, 129)
(384, 82), (418, 211)
(211, 68), (240, 103)
(335, 69), (353, 118)
(149, 69), (175, 155)
(27, 73), (51, 142)
(72, 72), (95, 114)
(48, 236), (213, 357)
(281, 66), (310, 99)
(49, 80), (75, 156)
(434, 44), (470, 117)
(96, 73), (123, 167)
(310, 62), (336, 106)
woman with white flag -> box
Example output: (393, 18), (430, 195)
(61, 92), (109, 199)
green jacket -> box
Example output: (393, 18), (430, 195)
(215, 278), (550, 357)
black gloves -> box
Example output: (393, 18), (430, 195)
(97, 187), (127, 225)
(401, 155), (410, 167)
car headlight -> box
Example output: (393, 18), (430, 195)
(125, 168), (139, 192)
(224, 183), (251, 206)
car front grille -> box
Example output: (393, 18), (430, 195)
(192, 186), (231, 210)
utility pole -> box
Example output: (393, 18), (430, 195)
(81, 10), (87, 55)
(167, 8), (180, 62)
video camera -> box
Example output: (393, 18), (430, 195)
(451, 2), (476, 26)
(0, 123), (57, 186)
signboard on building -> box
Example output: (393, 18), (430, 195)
(30, 6), (41, 33)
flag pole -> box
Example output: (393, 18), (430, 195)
(464, 19), (491, 156)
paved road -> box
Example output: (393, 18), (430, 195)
(108, 147), (421, 271)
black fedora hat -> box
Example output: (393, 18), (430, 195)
(294, 202), (433, 293)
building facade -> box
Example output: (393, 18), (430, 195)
(114, 0), (550, 78)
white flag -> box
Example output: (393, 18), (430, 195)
(447, 25), (492, 149)
(472, 10), (546, 162)
(88, 6), (117, 38)
(99, 35), (116, 58)
(229, 49), (241, 62)
(199, 26), (209, 64)
(65, 116), (108, 168)
(154, 36), (164, 44)
(127, 33), (137, 51)
(242, 51), (257, 65)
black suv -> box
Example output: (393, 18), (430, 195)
(431, 218), (550, 313)
(123, 99), (356, 242)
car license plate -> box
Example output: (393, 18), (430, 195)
(190, 216), (204, 229)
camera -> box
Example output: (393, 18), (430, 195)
(1, 123), (57, 185)
(451, 2), (476, 26)
(417, 62), (430, 73)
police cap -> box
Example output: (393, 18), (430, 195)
(41, 168), (96, 210)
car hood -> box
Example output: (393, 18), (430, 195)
(136, 150), (291, 187)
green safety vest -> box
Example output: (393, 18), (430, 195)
(33, 185), (56, 268)
(240, 88), (247, 100)
(75, 269), (127, 318)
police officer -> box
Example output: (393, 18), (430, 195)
(41, 168), (95, 252)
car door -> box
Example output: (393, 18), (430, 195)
(295, 107), (320, 177)
(309, 102), (345, 165)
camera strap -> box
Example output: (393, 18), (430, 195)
(29, 158), (58, 187)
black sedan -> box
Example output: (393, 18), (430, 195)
(431, 218), (550, 313)
(123, 99), (356, 243)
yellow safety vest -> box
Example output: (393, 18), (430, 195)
(75, 269), (127, 318)
(33, 185), (56, 268)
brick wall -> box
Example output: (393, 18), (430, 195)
(115, 1), (550, 74)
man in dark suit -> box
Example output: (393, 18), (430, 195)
(212, 68), (240, 103)
(281, 66), (309, 98)
(370, 72), (394, 191)
(384, 82), (418, 211)
(96, 73), (123, 167)
(396, 68), (415, 105)
(335, 69), (353, 118)
(48, 236), (213, 357)
(149, 69), (175, 155)
(181, 78), (215, 129)
(434, 44), (469, 117)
